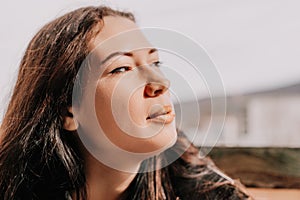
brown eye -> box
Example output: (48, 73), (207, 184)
(110, 66), (131, 74)
(150, 61), (163, 68)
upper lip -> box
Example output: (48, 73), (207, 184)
(146, 105), (173, 120)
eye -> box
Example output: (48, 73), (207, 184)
(150, 61), (163, 68)
(110, 66), (131, 74)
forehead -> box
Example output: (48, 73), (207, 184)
(91, 16), (153, 58)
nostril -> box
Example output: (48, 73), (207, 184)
(154, 89), (163, 95)
(144, 82), (168, 98)
(144, 90), (150, 98)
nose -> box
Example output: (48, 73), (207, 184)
(144, 78), (170, 98)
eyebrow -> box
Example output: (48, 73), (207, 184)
(100, 48), (158, 65)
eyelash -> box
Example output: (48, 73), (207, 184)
(110, 66), (131, 74)
(151, 61), (163, 68)
(109, 61), (163, 74)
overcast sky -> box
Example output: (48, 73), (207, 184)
(1, 0), (300, 119)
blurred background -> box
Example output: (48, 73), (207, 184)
(1, 1), (300, 198)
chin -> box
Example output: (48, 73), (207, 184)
(141, 124), (178, 156)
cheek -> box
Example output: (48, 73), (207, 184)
(95, 73), (147, 130)
(128, 87), (147, 125)
(95, 83), (113, 121)
(95, 80), (145, 125)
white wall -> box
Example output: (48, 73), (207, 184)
(247, 96), (300, 147)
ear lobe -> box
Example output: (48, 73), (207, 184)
(63, 107), (79, 131)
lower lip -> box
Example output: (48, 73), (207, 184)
(147, 113), (175, 124)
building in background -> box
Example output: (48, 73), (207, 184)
(175, 82), (300, 147)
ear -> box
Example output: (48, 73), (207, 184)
(63, 107), (79, 131)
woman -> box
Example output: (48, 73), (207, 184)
(0, 5), (252, 200)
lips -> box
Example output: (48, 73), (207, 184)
(146, 105), (175, 124)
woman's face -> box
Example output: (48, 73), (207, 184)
(77, 16), (177, 155)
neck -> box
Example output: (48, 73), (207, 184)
(83, 149), (140, 200)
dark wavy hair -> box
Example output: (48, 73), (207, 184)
(0, 5), (251, 200)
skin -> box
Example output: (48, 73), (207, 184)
(92, 25), (176, 153)
(65, 16), (177, 199)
